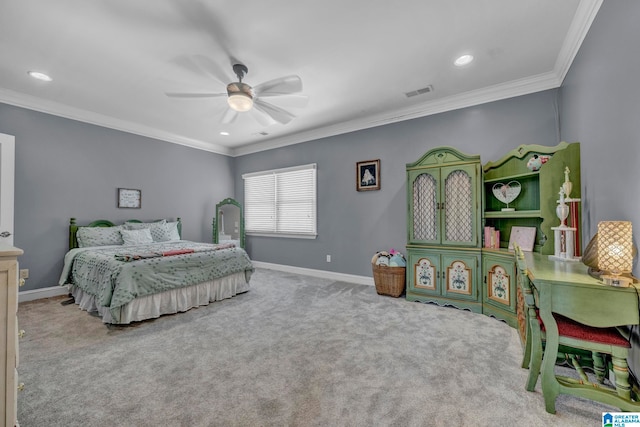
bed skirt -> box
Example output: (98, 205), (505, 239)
(70, 271), (250, 324)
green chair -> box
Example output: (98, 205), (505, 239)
(514, 244), (634, 411)
(516, 245), (593, 390)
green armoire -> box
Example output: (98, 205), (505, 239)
(405, 147), (483, 312)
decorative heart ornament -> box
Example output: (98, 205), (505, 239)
(492, 181), (521, 211)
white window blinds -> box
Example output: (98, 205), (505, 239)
(243, 164), (317, 237)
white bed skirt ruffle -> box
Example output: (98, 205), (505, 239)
(70, 271), (250, 324)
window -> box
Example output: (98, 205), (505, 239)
(243, 163), (317, 238)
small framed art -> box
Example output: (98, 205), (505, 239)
(356, 159), (380, 191)
(118, 188), (141, 209)
(508, 226), (537, 251)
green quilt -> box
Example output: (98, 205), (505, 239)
(59, 241), (254, 322)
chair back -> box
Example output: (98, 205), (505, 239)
(514, 244), (535, 309)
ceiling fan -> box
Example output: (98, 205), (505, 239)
(166, 62), (306, 126)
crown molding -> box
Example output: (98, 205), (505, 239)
(231, 71), (562, 157)
(0, 88), (232, 156)
(554, 0), (603, 83)
(0, 68), (567, 159)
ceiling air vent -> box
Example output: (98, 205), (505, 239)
(405, 85), (434, 98)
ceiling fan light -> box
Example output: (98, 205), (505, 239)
(228, 92), (253, 112)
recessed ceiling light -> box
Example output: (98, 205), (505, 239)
(220, 131), (229, 136)
(27, 71), (53, 82)
(454, 55), (474, 67)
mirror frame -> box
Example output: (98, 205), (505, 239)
(213, 197), (245, 248)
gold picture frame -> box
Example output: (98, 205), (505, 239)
(356, 159), (380, 191)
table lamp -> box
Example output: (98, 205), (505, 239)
(597, 221), (634, 287)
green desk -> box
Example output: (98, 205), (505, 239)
(522, 252), (640, 413)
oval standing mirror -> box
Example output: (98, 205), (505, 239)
(213, 198), (245, 248)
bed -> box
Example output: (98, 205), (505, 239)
(58, 217), (254, 324)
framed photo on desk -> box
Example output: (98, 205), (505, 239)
(508, 226), (536, 251)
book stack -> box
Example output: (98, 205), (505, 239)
(484, 226), (500, 249)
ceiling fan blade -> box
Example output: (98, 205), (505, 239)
(254, 99), (296, 125)
(248, 108), (275, 127)
(173, 2), (238, 65)
(171, 54), (230, 85)
(190, 54), (233, 85)
(261, 94), (309, 108)
(253, 75), (303, 97)
(221, 108), (238, 124)
(165, 92), (226, 98)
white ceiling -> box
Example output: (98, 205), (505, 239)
(0, 0), (602, 157)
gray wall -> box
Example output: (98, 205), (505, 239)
(0, 103), (235, 291)
(235, 89), (560, 276)
(558, 0), (640, 375)
(560, 0), (640, 277)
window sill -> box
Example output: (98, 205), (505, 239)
(246, 232), (317, 240)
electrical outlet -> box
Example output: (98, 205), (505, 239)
(19, 269), (29, 279)
(326, 255), (331, 263)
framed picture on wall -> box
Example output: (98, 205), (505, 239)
(118, 188), (141, 209)
(356, 159), (380, 191)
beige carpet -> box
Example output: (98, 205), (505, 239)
(17, 268), (616, 426)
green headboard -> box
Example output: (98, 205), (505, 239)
(68, 217), (182, 250)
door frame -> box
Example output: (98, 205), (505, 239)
(0, 133), (15, 246)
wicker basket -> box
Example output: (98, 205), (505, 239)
(372, 263), (406, 297)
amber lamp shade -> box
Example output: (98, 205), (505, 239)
(597, 221), (633, 287)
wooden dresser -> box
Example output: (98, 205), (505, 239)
(0, 246), (23, 427)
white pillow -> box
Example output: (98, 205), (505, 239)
(120, 228), (153, 245)
(77, 226), (124, 247)
(153, 221), (181, 242)
(123, 220), (180, 241)
(124, 220), (166, 230)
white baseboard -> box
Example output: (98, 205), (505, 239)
(19, 285), (70, 303)
(251, 261), (374, 286)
